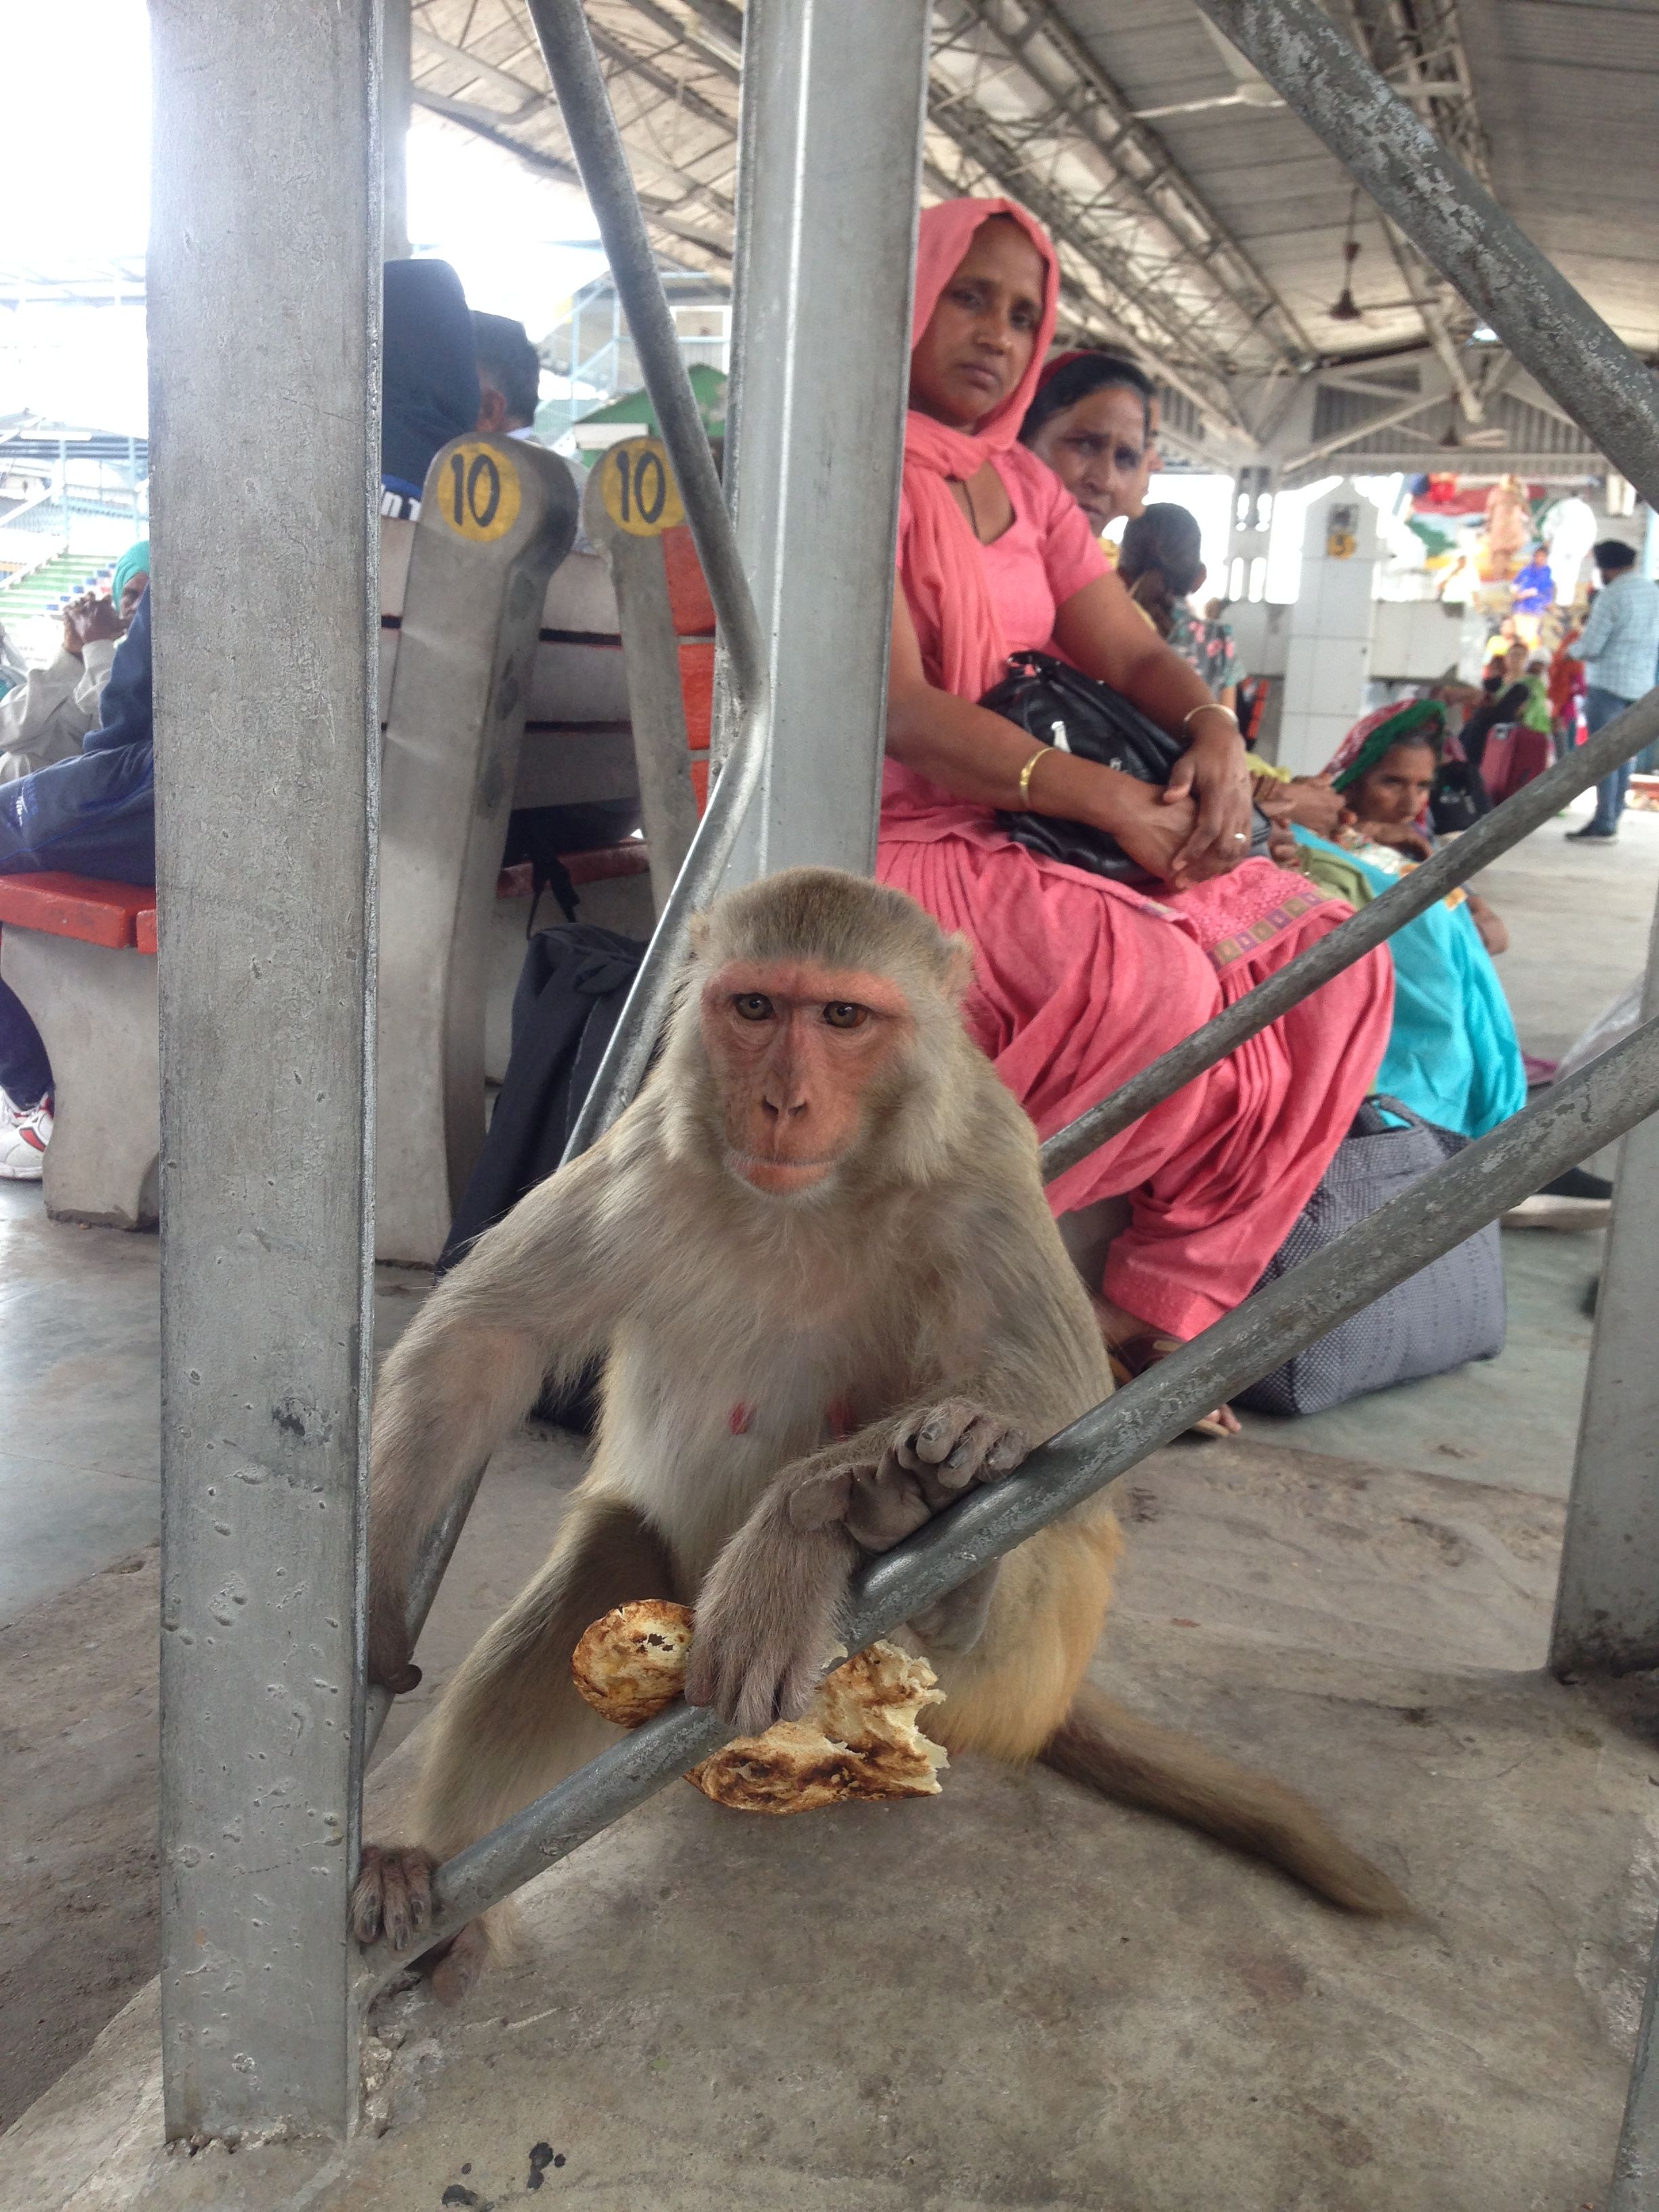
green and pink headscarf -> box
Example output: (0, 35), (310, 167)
(1326, 699), (1446, 830)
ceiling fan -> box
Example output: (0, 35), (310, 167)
(1326, 190), (1421, 323)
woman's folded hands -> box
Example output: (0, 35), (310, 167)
(1162, 725), (1254, 879)
(1084, 726), (1254, 890)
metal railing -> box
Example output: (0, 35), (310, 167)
(361, 0), (774, 1766)
(530, 0), (771, 1165)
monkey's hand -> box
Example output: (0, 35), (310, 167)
(684, 1489), (858, 1734)
(685, 1402), (1027, 1730)
(803, 1398), (1031, 1553)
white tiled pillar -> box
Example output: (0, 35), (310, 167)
(1277, 485), (1379, 773)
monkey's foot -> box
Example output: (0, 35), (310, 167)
(352, 1843), (437, 1954)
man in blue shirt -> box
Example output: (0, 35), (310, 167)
(1566, 538), (1659, 842)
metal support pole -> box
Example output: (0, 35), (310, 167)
(1192, 0), (1659, 510)
(1041, 687), (1659, 1181)
(718, 0), (928, 882)
(522, 0), (773, 1163)
(1611, 1921), (1659, 2210)
(359, 1017), (1659, 1975)
(150, 0), (378, 2142)
(382, 0), (412, 261)
(1551, 878), (1659, 1676)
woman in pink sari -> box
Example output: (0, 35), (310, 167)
(878, 198), (1393, 1415)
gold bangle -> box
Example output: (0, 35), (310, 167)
(1183, 701), (1239, 733)
(1018, 744), (1050, 809)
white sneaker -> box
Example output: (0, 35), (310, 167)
(0, 1089), (52, 1180)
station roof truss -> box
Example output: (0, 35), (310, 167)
(411, 0), (1659, 471)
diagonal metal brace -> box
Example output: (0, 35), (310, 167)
(523, 0), (773, 1166)
(361, 1012), (1659, 1982)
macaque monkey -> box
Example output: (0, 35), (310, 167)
(354, 869), (1401, 1999)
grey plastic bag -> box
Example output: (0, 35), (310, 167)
(1236, 1097), (1506, 1417)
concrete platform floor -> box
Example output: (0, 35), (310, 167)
(5, 1437), (1659, 2211)
(0, 792), (1656, 2202)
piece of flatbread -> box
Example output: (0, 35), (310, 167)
(571, 1599), (947, 1816)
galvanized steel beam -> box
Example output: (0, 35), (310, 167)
(1551, 874), (1659, 1679)
(1193, 0), (1659, 506)
(150, 0), (379, 2141)
(358, 1013), (1659, 1977)
(718, 0), (928, 880)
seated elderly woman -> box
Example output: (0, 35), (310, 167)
(1320, 701), (1507, 954)
(1256, 700), (1525, 1142)
(878, 197), (1395, 1430)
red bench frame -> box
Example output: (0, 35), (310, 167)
(0, 873), (156, 953)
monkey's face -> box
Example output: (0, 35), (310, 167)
(699, 957), (916, 1198)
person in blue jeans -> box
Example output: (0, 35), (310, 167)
(0, 586), (153, 1177)
(1567, 539), (1659, 842)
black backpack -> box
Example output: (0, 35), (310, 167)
(439, 922), (644, 1429)
(1430, 756), (1492, 836)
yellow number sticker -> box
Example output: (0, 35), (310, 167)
(436, 441), (522, 542)
(600, 437), (686, 536)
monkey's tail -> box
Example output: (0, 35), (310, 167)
(1040, 1681), (1406, 1914)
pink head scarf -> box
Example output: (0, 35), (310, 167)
(902, 197), (1061, 701)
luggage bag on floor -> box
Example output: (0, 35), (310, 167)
(439, 922), (645, 1433)
(439, 921), (644, 1276)
(1235, 1097), (1506, 1417)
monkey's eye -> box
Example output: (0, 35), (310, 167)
(733, 993), (775, 1022)
(822, 1002), (868, 1031)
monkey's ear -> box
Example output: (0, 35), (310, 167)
(940, 935), (975, 1004)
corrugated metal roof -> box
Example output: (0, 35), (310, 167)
(410, 0), (1657, 462)
(1458, 0), (1659, 354)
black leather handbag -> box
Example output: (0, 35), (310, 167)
(983, 649), (1269, 886)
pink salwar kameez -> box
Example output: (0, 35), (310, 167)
(882, 200), (1393, 1339)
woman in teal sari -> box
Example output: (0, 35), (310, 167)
(1269, 699), (1525, 1138)
(1288, 826), (1524, 1136)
